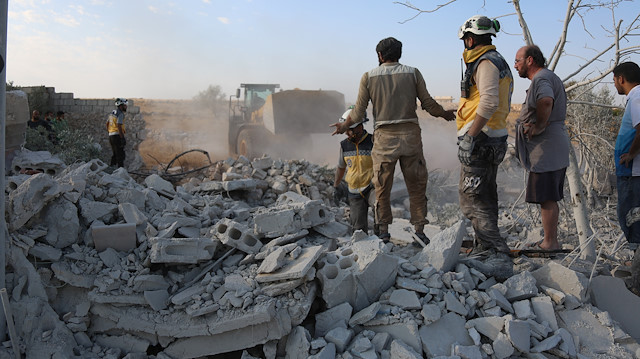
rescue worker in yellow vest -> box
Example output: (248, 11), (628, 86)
(334, 108), (375, 234)
(106, 98), (128, 168)
(456, 16), (514, 279)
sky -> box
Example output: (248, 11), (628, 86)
(4, 0), (640, 105)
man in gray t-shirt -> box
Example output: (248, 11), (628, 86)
(514, 45), (570, 252)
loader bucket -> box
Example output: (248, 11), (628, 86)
(261, 90), (345, 135)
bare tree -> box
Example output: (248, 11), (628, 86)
(395, 0), (640, 259)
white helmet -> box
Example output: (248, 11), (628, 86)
(115, 98), (128, 107)
(458, 15), (500, 39)
(339, 108), (369, 129)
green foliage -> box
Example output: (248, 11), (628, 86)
(6, 81), (19, 91)
(26, 86), (49, 114)
(24, 120), (102, 164)
(193, 85), (227, 115)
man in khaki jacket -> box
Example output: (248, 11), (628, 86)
(332, 37), (454, 243)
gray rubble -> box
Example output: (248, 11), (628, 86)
(2, 150), (640, 359)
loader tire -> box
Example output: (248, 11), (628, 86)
(237, 128), (265, 160)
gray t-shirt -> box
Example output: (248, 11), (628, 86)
(516, 68), (570, 172)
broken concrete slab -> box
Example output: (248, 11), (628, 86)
(312, 221), (349, 239)
(505, 318), (530, 353)
(503, 271), (538, 301)
(256, 245), (323, 283)
(367, 319), (423, 354)
(8, 172), (61, 230)
(531, 261), (589, 303)
(531, 296), (558, 331)
(42, 197), (80, 248)
(390, 338), (423, 359)
(315, 302), (352, 337)
(420, 312), (473, 357)
(144, 173), (175, 194)
(410, 220), (465, 272)
(349, 302), (381, 327)
(590, 275), (640, 343)
(466, 316), (504, 341)
(389, 289), (422, 310)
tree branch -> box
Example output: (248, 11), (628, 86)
(549, 0), (578, 71)
(393, 0), (459, 24)
(568, 100), (624, 110)
(512, 0), (534, 45)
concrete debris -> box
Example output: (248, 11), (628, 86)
(2, 150), (640, 359)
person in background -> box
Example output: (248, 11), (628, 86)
(55, 111), (66, 122)
(44, 110), (55, 123)
(612, 61), (640, 295)
(455, 15), (514, 279)
(27, 110), (51, 131)
(331, 37), (455, 244)
(514, 45), (570, 253)
(106, 98), (128, 168)
(334, 107), (375, 234)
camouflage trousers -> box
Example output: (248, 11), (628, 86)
(458, 134), (509, 253)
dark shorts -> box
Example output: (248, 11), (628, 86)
(526, 168), (567, 204)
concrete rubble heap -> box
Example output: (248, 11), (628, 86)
(2, 149), (640, 359)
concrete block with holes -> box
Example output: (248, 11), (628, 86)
(149, 237), (219, 264)
(211, 218), (262, 254)
(317, 237), (397, 311)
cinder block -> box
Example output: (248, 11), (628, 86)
(253, 208), (298, 238)
(212, 219), (262, 253)
(149, 237), (218, 264)
(316, 249), (358, 308)
(92, 222), (136, 252)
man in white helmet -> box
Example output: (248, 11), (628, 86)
(334, 107), (375, 234)
(456, 15), (514, 279)
(331, 37), (455, 244)
(106, 98), (128, 168)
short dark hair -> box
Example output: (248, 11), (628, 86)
(376, 37), (402, 62)
(464, 33), (493, 46)
(524, 45), (546, 68)
(613, 62), (640, 84)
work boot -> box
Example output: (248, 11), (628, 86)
(377, 224), (390, 242)
(413, 232), (430, 247)
(461, 250), (513, 281)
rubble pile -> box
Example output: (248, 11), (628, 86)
(2, 149), (640, 359)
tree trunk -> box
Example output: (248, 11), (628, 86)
(566, 145), (596, 260)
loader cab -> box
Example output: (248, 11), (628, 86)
(243, 83), (279, 116)
(230, 83), (280, 123)
(228, 83), (280, 157)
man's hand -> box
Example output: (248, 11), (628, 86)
(333, 185), (347, 204)
(457, 133), (475, 166)
(443, 110), (456, 122)
(523, 122), (545, 140)
(620, 153), (634, 168)
(330, 121), (348, 136)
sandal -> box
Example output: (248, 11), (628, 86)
(525, 241), (565, 253)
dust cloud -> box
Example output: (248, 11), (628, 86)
(136, 99), (460, 176)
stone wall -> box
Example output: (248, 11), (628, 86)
(14, 87), (146, 170)
(19, 86), (140, 115)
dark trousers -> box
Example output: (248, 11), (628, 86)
(348, 185), (375, 233)
(458, 135), (509, 253)
(109, 135), (125, 168)
(617, 176), (640, 244)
